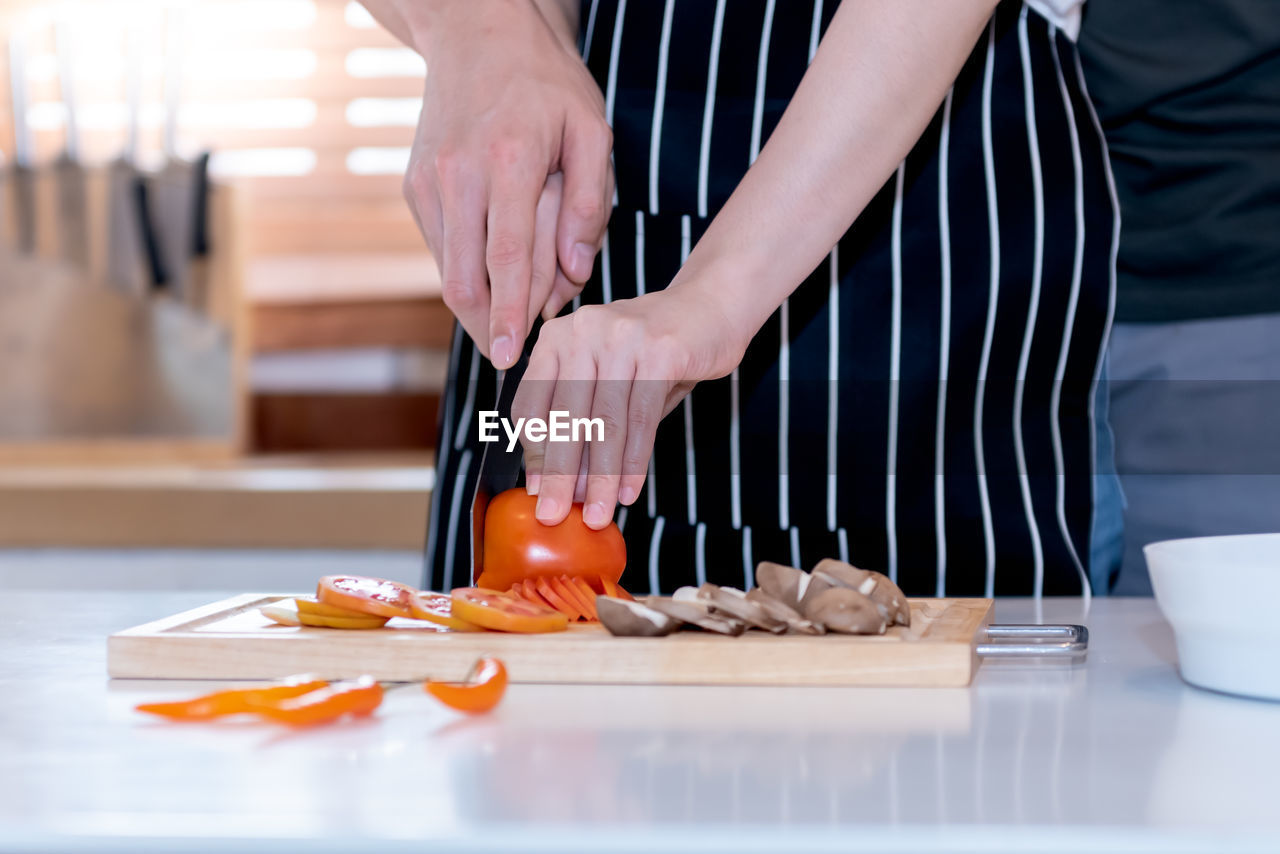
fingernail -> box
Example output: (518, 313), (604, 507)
(491, 336), (515, 369)
(618, 486), (637, 506)
(526, 473), (541, 496)
(571, 242), (595, 281)
(583, 502), (608, 527)
(535, 495), (560, 523)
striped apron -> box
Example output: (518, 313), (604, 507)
(424, 0), (1118, 598)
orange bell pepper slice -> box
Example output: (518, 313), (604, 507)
(135, 674), (329, 721)
(246, 676), (383, 726)
(425, 657), (508, 715)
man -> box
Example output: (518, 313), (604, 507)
(1080, 0), (1280, 593)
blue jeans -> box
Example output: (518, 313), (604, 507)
(1090, 355), (1126, 595)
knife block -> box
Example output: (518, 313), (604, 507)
(0, 171), (248, 465)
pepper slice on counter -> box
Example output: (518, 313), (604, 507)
(135, 674), (329, 721)
(425, 657), (508, 715)
(246, 676), (384, 726)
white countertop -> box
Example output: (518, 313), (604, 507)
(3, 581), (1279, 854)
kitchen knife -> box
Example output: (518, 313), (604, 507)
(53, 15), (89, 269)
(105, 23), (155, 295)
(469, 321), (542, 584)
(7, 30), (36, 255)
(150, 6), (211, 307)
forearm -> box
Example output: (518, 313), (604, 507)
(358, 0), (580, 54)
(674, 0), (998, 347)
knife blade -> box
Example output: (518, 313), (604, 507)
(469, 320), (542, 585)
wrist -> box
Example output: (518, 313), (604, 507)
(667, 246), (775, 370)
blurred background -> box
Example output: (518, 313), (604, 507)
(0, 0), (444, 577)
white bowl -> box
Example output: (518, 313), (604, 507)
(1146, 533), (1280, 701)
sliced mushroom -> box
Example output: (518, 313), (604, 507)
(697, 584), (787, 633)
(811, 558), (911, 627)
(597, 596), (680, 637)
(755, 562), (808, 610)
(671, 586), (701, 603)
(802, 586), (887, 635)
(642, 596), (747, 636)
(744, 588), (825, 635)
(796, 571), (837, 616)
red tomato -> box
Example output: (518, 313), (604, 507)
(450, 588), (569, 633)
(475, 489), (626, 591)
(317, 575), (416, 619)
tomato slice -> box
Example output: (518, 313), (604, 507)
(450, 588), (568, 633)
(317, 575), (416, 619)
(600, 577), (635, 602)
(550, 576), (591, 621)
(557, 575), (597, 620)
(409, 591), (485, 632)
(295, 596), (374, 619)
(568, 576), (600, 620)
(517, 580), (556, 612)
(262, 600), (389, 629)
(535, 576), (580, 620)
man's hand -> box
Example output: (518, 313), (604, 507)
(398, 0), (614, 368)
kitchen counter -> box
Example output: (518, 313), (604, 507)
(3, 583), (1278, 854)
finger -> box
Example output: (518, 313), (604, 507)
(581, 360), (634, 529)
(529, 173), (563, 330)
(486, 150), (542, 370)
(536, 351), (596, 526)
(618, 375), (666, 508)
(557, 116), (613, 284)
(432, 152), (491, 354)
(541, 268), (583, 320)
(512, 342), (559, 497)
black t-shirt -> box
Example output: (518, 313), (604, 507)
(1078, 1), (1280, 322)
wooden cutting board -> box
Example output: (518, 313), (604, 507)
(109, 595), (995, 687)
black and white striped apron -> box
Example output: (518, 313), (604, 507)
(424, 0), (1119, 598)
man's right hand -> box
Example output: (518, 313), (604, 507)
(401, 0), (614, 369)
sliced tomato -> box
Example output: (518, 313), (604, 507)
(518, 580), (556, 612)
(450, 588), (568, 633)
(553, 576), (593, 621)
(409, 591), (485, 632)
(475, 489), (626, 591)
(317, 575), (416, 619)
(600, 577), (635, 602)
(568, 576), (600, 620)
(556, 575), (596, 621)
(295, 596), (374, 619)
(262, 600), (388, 629)
(535, 576), (581, 620)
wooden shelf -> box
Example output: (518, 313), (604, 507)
(0, 453), (433, 549)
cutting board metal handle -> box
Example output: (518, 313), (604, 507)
(975, 624), (1088, 658)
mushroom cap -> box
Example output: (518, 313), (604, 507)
(642, 596), (747, 635)
(597, 596), (679, 637)
(745, 588), (825, 635)
(811, 558), (911, 627)
(697, 583), (787, 633)
(755, 562), (807, 611)
(801, 586), (887, 635)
